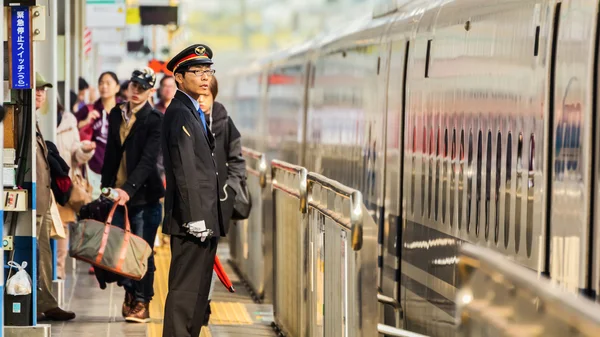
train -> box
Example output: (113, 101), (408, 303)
(221, 0), (600, 336)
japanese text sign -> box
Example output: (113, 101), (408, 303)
(10, 7), (32, 90)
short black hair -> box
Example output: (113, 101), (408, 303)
(69, 90), (77, 111)
(78, 77), (89, 91)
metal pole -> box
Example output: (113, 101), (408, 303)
(0, 3), (5, 335)
(64, 0), (71, 112)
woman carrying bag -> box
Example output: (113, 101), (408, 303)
(55, 97), (96, 280)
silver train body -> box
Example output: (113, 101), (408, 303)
(222, 0), (600, 335)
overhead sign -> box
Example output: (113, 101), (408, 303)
(9, 6), (32, 89)
(86, 4), (126, 28)
(126, 7), (140, 25)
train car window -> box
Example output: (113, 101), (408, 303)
(451, 129), (457, 228)
(459, 129), (465, 230)
(467, 129), (474, 233)
(435, 128), (440, 222)
(485, 130), (492, 241)
(526, 133), (535, 257)
(515, 132), (524, 253)
(421, 127), (427, 217)
(495, 131), (502, 244)
(442, 128), (449, 225)
(505, 132), (512, 249)
(428, 128), (434, 219)
(476, 130), (483, 237)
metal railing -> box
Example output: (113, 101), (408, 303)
(230, 154), (423, 336)
(305, 172), (378, 337)
(271, 159), (308, 337)
(457, 243), (600, 337)
(228, 147), (271, 302)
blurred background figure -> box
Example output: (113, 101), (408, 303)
(155, 75), (176, 113)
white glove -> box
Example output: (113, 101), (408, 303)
(183, 220), (212, 242)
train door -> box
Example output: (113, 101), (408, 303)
(381, 39), (410, 329)
(548, 0), (600, 297)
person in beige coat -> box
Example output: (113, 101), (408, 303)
(55, 95), (96, 280)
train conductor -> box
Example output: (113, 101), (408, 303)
(161, 44), (225, 337)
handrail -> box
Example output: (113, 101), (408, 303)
(378, 292), (402, 330)
(460, 243), (600, 331)
(271, 159), (308, 213)
(242, 147), (268, 188)
(241, 146), (262, 160)
(377, 324), (429, 337)
(307, 172), (363, 251)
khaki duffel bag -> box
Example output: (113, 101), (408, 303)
(69, 202), (152, 281)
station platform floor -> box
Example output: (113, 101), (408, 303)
(50, 239), (275, 337)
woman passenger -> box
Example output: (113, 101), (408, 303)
(198, 76), (247, 325)
(55, 98), (96, 280)
(75, 72), (120, 200)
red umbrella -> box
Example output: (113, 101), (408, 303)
(213, 255), (235, 293)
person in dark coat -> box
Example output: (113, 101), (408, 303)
(100, 67), (165, 323)
(199, 76), (246, 325)
(161, 43), (224, 337)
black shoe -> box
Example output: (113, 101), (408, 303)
(38, 307), (76, 321)
(202, 300), (212, 326)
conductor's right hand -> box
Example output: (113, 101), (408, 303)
(185, 221), (212, 242)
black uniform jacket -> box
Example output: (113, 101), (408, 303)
(101, 101), (165, 206)
(207, 102), (246, 234)
(162, 90), (224, 238)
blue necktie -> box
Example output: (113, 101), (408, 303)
(197, 108), (207, 133)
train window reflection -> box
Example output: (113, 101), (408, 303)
(515, 132), (524, 253)
(526, 133), (535, 257)
(441, 129), (448, 224)
(495, 131), (501, 245)
(476, 130), (483, 237)
(459, 129), (465, 230)
(505, 132), (512, 249)
(411, 126), (416, 215)
(435, 128), (440, 222)
(467, 129), (473, 232)
(421, 127), (427, 217)
(428, 128), (434, 219)
(485, 130), (492, 241)
(450, 129), (456, 228)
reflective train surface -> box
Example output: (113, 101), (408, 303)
(222, 0), (600, 335)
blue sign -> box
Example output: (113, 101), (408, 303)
(10, 6), (32, 90)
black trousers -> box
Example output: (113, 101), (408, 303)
(163, 235), (218, 337)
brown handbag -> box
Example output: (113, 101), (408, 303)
(67, 165), (92, 213)
(68, 202), (152, 281)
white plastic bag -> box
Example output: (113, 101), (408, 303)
(6, 261), (32, 296)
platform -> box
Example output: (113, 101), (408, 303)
(50, 239), (275, 337)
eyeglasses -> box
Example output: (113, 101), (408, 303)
(186, 69), (216, 78)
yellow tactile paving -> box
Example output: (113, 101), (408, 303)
(209, 302), (254, 325)
(147, 244), (257, 337)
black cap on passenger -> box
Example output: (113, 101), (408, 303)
(166, 44), (213, 73)
(130, 67), (156, 90)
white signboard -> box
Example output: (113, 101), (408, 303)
(86, 4), (126, 28)
(91, 28), (126, 43)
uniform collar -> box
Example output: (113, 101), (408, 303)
(177, 89), (200, 112)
